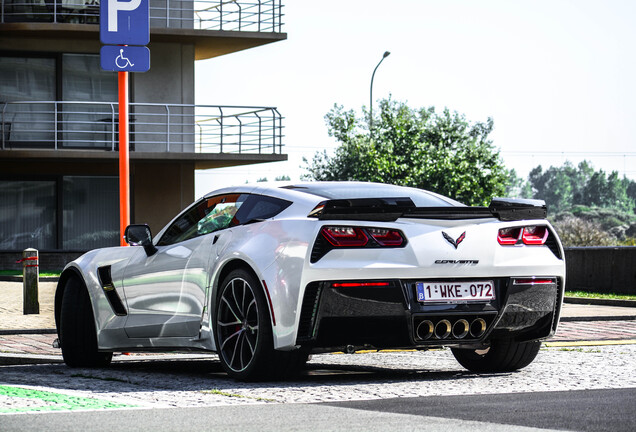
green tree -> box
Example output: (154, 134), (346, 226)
(303, 99), (509, 206)
(527, 161), (635, 214)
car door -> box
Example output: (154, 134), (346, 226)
(122, 193), (247, 338)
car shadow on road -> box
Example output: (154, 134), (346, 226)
(0, 355), (506, 401)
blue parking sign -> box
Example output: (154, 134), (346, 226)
(100, 46), (150, 72)
(100, 0), (150, 46)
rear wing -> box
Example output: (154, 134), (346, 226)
(312, 197), (547, 222)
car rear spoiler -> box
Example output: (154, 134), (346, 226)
(313, 197), (547, 222)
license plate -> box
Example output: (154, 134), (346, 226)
(416, 281), (495, 302)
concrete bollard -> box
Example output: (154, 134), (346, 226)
(22, 248), (39, 315)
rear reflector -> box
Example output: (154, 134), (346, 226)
(513, 278), (555, 285)
(332, 282), (391, 288)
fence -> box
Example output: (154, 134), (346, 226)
(0, 0), (284, 31)
(564, 247), (636, 295)
(1, 101), (284, 154)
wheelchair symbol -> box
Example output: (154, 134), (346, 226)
(115, 49), (134, 68)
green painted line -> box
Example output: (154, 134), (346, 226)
(0, 385), (135, 413)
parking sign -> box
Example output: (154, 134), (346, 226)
(100, 46), (150, 72)
(100, 0), (150, 46)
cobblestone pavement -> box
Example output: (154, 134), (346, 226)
(1, 319), (635, 357)
(0, 282), (55, 331)
(550, 320), (636, 342)
(0, 345), (634, 410)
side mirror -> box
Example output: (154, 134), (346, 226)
(124, 224), (158, 256)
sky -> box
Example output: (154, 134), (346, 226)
(194, 0), (636, 198)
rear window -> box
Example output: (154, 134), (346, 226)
(233, 194), (292, 224)
(283, 183), (459, 207)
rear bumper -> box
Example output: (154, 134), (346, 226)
(295, 277), (563, 351)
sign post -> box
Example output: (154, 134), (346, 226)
(100, 0), (150, 246)
(118, 71), (130, 246)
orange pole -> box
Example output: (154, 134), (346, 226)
(118, 71), (130, 246)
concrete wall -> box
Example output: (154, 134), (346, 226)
(564, 247), (636, 295)
(132, 161), (194, 234)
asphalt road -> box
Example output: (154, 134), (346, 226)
(1, 345), (635, 431)
(1, 388), (634, 432)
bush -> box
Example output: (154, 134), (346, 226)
(552, 216), (615, 247)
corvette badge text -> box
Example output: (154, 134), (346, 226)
(434, 259), (479, 265)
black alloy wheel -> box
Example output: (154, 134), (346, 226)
(215, 268), (310, 381)
(216, 271), (262, 376)
(59, 277), (113, 367)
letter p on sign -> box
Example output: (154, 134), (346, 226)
(100, 0), (150, 46)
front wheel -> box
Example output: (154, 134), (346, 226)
(59, 277), (112, 367)
(451, 339), (541, 373)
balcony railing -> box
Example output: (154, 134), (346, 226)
(0, 0), (284, 32)
(1, 101), (284, 154)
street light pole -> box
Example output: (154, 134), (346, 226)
(369, 51), (391, 137)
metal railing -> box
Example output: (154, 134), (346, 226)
(1, 101), (284, 154)
(0, 0), (284, 32)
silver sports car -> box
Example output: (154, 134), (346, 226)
(55, 182), (566, 380)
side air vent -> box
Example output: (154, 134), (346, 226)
(97, 266), (127, 316)
(296, 282), (323, 341)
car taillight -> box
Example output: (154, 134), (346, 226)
(321, 226), (368, 247)
(497, 227), (522, 245)
(498, 225), (550, 246)
(522, 226), (549, 245)
(367, 228), (404, 246)
(312, 225), (407, 262)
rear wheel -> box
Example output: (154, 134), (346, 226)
(451, 339), (541, 373)
(215, 269), (306, 381)
(59, 277), (112, 367)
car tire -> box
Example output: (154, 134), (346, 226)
(451, 339), (541, 373)
(59, 277), (112, 368)
(215, 269), (305, 381)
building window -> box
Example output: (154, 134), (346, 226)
(0, 56), (56, 146)
(0, 180), (57, 250)
(0, 176), (118, 251)
(61, 54), (118, 149)
(63, 176), (119, 250)
(0, 52), (117, 149)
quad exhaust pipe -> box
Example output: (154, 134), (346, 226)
(469, 318), (487, 338)
(434, 319), (452, 339)
(416, 320), (434, 340)
(452, 319), (469, 339)
(415, 317), (489, 341)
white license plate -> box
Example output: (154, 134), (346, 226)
(416, 281), (495, 302)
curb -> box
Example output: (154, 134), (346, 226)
(564, 297), (636, 308)
(0, 354), (63, 366)
(560, 315), (636, 322)
(0, 329), (57, 335)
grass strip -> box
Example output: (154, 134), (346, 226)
(0, 385), (135, 413)
(565, 291), (636, 301)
